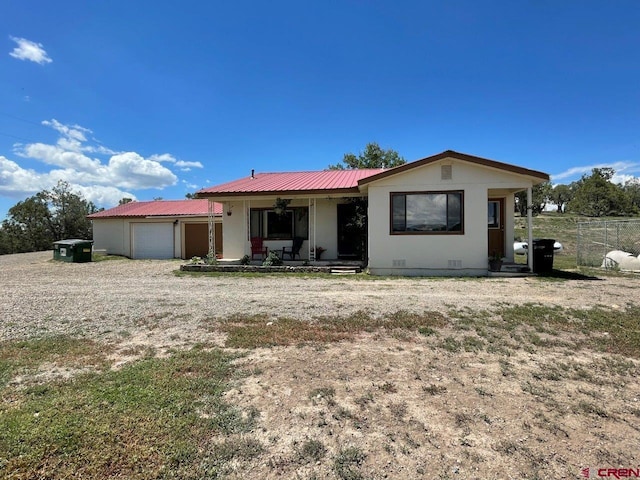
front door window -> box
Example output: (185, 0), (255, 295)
(488, 199), (505, 258)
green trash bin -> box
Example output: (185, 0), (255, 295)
(532, 239), (555, 273)
(53, 239), (94, 263)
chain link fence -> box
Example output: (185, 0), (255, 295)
(577, 219), (640, 267)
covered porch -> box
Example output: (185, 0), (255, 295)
(487, 186), (535, 273)
(205, 195), (367, 263)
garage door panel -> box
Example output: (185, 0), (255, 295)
(133, 223), (174, 259)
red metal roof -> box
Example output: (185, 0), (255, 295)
(196, 151), (550, 199)
(197, 169), (384, 197)
(88, 199), (222, 219)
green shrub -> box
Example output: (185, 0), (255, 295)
(262, 251), (282, 266)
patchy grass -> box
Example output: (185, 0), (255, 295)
(91, 254), (129, 262)
(214, 304), (640, 359)
(218, 310), (448, 349)
(3, 302), (639, 479)
(497, 303), (640, 358)
(0, 343), (261, 479)
(333, 446), (367, 480)
(296, 438), (327, 464)
(0, 336), (108, 389)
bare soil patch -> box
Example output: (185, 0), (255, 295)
(1, 251), (639, 479)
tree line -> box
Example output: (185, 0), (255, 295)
(0, 181), (98, 255)
(517, 167), (640, 217)
(1, 145), (639, 255)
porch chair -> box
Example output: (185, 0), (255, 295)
(250, 237), (268, 260)
(282, 236), (304, 260)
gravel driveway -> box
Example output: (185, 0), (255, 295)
(1, 251), (636, 344)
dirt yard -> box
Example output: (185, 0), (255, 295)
(1, 251), (639, 479)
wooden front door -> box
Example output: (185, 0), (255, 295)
(488, 199), (505, 258)
(185, 223), (223, 259)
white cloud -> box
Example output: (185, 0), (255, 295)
(612, 173), (639, 185)
(107, 152), (177, 189)
(551, 161), (640, 183)
(9, 36), (52, 65)
(0, 119), (188, 209)
(17, 143), (102, 171)
(148, 154), (203, 171)
(0, 156), (49, 196)
(148, 153), (177, 163)
(73, 185), (137, 207)
(175, 160), (203, 171)
(182, 180), (199, 190)
(42, 119), (90, 142)
(0, 156), (136, 206)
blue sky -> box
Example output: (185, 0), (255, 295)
(1, 1), (639, 219)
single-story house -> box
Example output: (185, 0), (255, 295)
(196, 150), (549, 275)
(88, 199), (222, 259)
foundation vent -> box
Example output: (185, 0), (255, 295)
(392, 259), (406, 267)
(448, 259), (462, 268)
(441, 165), (452, 180)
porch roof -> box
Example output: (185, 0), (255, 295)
(88, 199), (222, 219)
(197, 169), (384, 198)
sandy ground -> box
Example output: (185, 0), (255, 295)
(1, 251), (636, 343)
(1, 251), (639, 479)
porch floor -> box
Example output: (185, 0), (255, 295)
(217, 258), (364, 267)
(487, 261), (533, 277)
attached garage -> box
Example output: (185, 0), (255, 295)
(88, 200), (222, 259)
(132, 223), (175, 259)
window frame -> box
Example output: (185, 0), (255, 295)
(488, 200), (500, 229)
(389, 190), (464, 235)
(249, 207), (309, 240)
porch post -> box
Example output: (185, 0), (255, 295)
(308, 198), (316, 261)
(245, 200), (249, 255)
(527, 186), (534, 272)
(208, 199), (215, 258)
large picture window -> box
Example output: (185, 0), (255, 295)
(250, 207), (309, 239)
(391, 191), (463, 234)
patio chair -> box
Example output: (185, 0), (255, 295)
(250, 237), (268, 260)
(282, 236), (304, 260)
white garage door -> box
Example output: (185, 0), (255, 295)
(132, 223), (174, 259)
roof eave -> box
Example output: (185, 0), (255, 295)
(197, 187), (363, 198)
(358, 150), (550, 186)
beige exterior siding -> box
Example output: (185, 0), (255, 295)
(92, 216), (218, 259)
(92, 218), (129, 257)
(220, 197), (348, 260)
(366, 157), (534, 276)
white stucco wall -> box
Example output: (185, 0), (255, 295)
(222, 201), (250, 259)
(93, 216), (216, 259)
(313, 199), (339, 259)
(92, 219), (129, 257)
(366, 158), (533, 276)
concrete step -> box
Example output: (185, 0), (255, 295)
(501, 263), (530, 273)
(330, 266), (361, 275)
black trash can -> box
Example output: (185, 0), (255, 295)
(532, 239), (555, 273)
(53, 239), (93, 263)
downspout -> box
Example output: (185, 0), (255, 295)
(527, 186), (534, 272)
